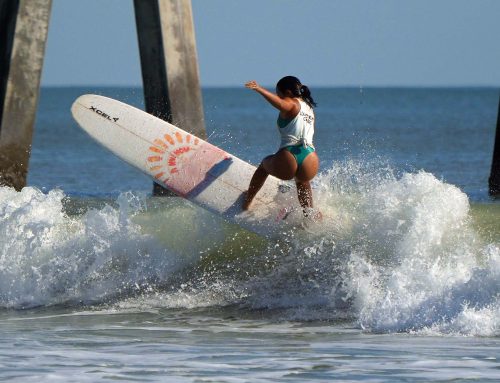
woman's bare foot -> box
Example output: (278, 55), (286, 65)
(242, 191), (252, 210)
(303, 207), (323, 221)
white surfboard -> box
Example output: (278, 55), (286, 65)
(71, 94), (308, 238)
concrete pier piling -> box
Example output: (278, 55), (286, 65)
(0, 0), (203, 194)
(489, 96), (500, 196)
(0, 0), (52, 191)
(134, 0), (205, 195)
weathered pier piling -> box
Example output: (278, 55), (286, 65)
(0, 0), (205, 194)
(0, 0), (51, 191)
(134, 0), (205, 195)
(489, 96), (500, 196)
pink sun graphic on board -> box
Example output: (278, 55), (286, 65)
(147, 132), (200, 184)
(147, 130), (230, 196)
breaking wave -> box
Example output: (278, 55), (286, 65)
(0, 159), (498, 336)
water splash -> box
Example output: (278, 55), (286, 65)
(0, 159), (498, 336)
(226, 161), (499, 335)
(0, 187), (190, 308)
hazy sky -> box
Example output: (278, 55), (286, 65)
(41, 0), (500, 87)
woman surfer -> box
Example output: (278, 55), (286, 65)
(243, 76), (319, 216)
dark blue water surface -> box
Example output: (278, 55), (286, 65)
(29, 87), (499, 200)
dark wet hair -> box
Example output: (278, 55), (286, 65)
(276, 76), (317, 108)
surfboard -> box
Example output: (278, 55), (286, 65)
(71, 94), (308, 238)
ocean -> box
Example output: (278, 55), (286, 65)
(1, 87), (499, 381)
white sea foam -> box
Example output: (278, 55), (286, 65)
(0, 187), (193, 308)
(339, 170), (499, 336)
(225, 162), (499, 335)
(0, 160), (498, 337)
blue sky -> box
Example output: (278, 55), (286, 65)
(41, 0), (500, 87)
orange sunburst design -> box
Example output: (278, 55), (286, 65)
(147, 130), (201, 185)
(149, 146), (164, 154)
(147, 155), (162, 162)
(154, 172), (165, 180)
(154, 139), (168, 149)
(164, 134), (175, 145)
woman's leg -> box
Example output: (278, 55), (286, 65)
(243, 163), (269, 210)
(295, 152), (320, 211)
(243, 150), (297, 210)
(295, 180), (313, 209)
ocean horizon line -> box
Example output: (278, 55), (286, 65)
(40, 84), (500, 91)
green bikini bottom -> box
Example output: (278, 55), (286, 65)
(283, 145), (315, 167)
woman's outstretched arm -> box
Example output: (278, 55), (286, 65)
(245, 80), (299, 118)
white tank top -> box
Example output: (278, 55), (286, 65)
(278, 99), (315, 149)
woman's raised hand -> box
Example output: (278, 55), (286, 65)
(245, 80), (260, 90)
